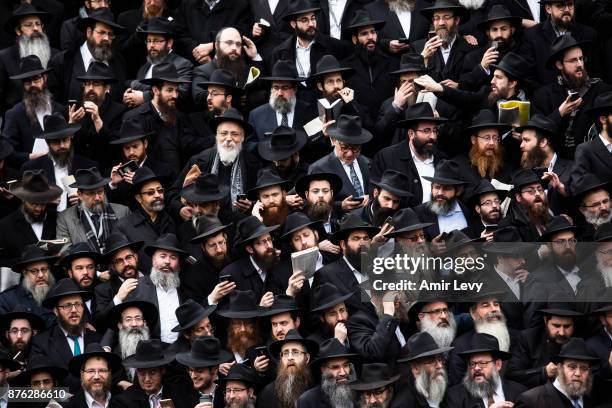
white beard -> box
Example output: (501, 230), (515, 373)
(149, 267), (181, 291)
(475, 320), (511, 352)
(118, 326), (150, 359)
(419, 314), (457, 348)
(18, 32), (52, 67)
(217, 140), (242, 165)
(597, 260), (612, 287)
(415, 369), (447, 404)
(458, 0), (486, 10)
(386, 0), (416, 13)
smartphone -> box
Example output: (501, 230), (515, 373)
(237, 194), (248, 201)
(353, 196), (365, 203)
(0, 180), (17, 190)
(255, 346), (269, 358)
(117, 160), (139, 176)
(199, 394), (213, 404)
(159, 399), (175, 408)
(490, 40), (499, 51)
(428, 31), (436, 40)
(398, 38), (410, 44)
(218, 275), (234, 284)
(439, 231), (448, 241)
(68, 99), (78, 109)
(532, 166), (548, 178)
(485, 225), (498, 234)
(568, 91), (579, 101)
(384, 216), (394, 227)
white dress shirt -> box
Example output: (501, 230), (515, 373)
(31, 221), (44, 240)
(410, 145), (435, 203)
(440, 36), (456, 64)
(250, 256), (267, 282)
(295, 38), (314, 77)
(80, 42), (109, 70)
(328, 0), (347, 39)
(437, 200), (468, 233)
(526, 0), (540, 23)
(33, 104), (52, 155)
(558, 266), (581, 294)
(156, 285), (180, 343)
(494, 266), (521, 300)
(52, 160), (70, 212)
(481, 379), (506, 407)
(84, 391), (111, 408)
(395, 9), (411, 38)
(599, 134), (612, 152)
(268, 0), (280, 14)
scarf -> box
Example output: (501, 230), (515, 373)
(210, 150), (243, 210)
(76, 203), (118, 253)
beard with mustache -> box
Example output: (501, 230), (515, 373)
(226, 322), (262, 357)
(305, 199), (332, 222)
(427, 194), (455, 216)
(156, 92), (177, 126)
(87, 37), (113, 62)
(581, 207), (612, 228)
(217, 139), (242, 165)
(270, 93), (295, 115)
(436, 24), (458, 45)
(48, 143), (74, 168)
(474, 311), (510, 352)
(143, 2), (164, 19)
(552, 247), (577, 270)
(386, 0), (415, 13)
(371, 199), (397, 227)
(217, 53), (246, 85)
(83, 88), (106, 107)
(295, 25), (316, 42)
(261, 199), (290, 226)
(563, 69), (589, 91)
(558, 365), (593, 398)
(553, 10), (574, 31)
(414, 367), (447, 404)
(458, 0), (485, 10)
(18, 31), (51, 67)
(469, 142), (504, 179)
(22, 204), (46, 223)
(274, 361), (312, 408)
(24, 86), (52, 124)
(147, 45), (170, 65)
(321, 372), (354, 408)
(411, 134), (436, 157)
(520, 195), (550, 227)
(22, 273), (55, 306)
(225, 396), (256, 408)
(58, 308), (85, 336)
(520, 144), (547, 169)
(252, 247), (279, 272)
(119, 326), (150, 359)
(149, 266), (181, 291)
(463, 365), (501, 399)
(344, 243), (368, 271)
(84, 373), (112, 400)
(419, 312), (457, 348)
(596, 258), (612, 287)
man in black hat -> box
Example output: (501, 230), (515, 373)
(371, 102), (447, 209)
(586, 294), (612, 381)
(248, 169), (293, 227)
(507, 296), (582, 388)
(2, 55), (64, 166)
(105, 300), (157, 364)
(169, 300), (217, 355)
(30, 279), (102, 391)
(306, 283), (351, 346)
(446, 333), (527, 407)
(14, 354), (68, 391)
(572, 174), (611, 239)
(259, 295), (302, 343)
(517, 0), (597, 86)
(410, 296), (457, 349)
(68, 61), (127, 171)
(0, 3), (59, 114)
(350, 363), (404, 408)
(0, 170), (60, 268)
(0, 304), (45, 375)
(515, 338), (600, 408)
(354, 170), (412, 227)
(464, 179), (506, 240)
(48, 8), (127, 104)
(296, 338), (358, 408)
(216, 363), (258, 408)
(56, 167), (130, 253)
(258, 126), (310, 189)
(59, 0), (112, 51)
(295, 172), (343, 243)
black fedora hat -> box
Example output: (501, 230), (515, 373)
(68, 343), (122, 377)
(247, 169), (293, 200)
(295, 172), (342, 199)
(390, 53), (430, 75)
(76, 61), (117, 83)
(77, 7), (125, 32)
(349, 363), (401, 391)
(546, 34), (590, 69)
(122, 339), (175, 368)
(371, 170), (414, 198)
(35, 114), (80, 140)
(9, 55), (52, 80)
(466, 179), (508, 207)
(307, 55), (354, 86)
(258, 126), (307, 162)
(259, 294), (300, 317)
(12, 244), (58, 273)
(385, 208), (433, 238)
(551, 337), (599, 365)
(0, 349), (22, 372)
(328, 115), (373, 144)
(109, 299), (159, 328)
(143, 233), (189, 259)
(190, 216), (233, 244)
(422, 160), (465, 185)
(346, 9), (386, 32)
(14, 355), (67, 386)
(539, 216), (579, 242)
(515, 114), (557, 138)
(58, 242), (101, 269)
(109, 116), (155, 145)
(69, 167), (110, 190)
(215, 363), (257, 385)
(197, 69), (243, 94)
(538, 291), (583, 317)
(130, 166), (164, 193)
(407, 291), (453, 323)
(182, 173), (229, 204)
(42, 278), (93, 309)
(279, 212), (321, 241)
(216, 290), (261, 319)
(395, 102), (447, 128)
(594, 222), (612, 243)
(586, 91), (612, 117)
(176, 336), (233, 368)
(483, 226), (532, 256)
(443, 230), (485, 254)
(0, 304), (45, 332)
(10, 170), (62, 204)
(0, 140), (14, 161)
(208, 107), (253, 134)
(420, 0), (469, 23)
(311, 338), (358, 366)
(510, 168), (545, 192)
(235, 216), (279, 247)
(101, 232), (144, 264)
(261, 60), (303, 82)
(489, 52), (530, 81)
(465, 109), (511, 134)
(5, 3), (50, 34)
(268, 328), (319, 359)
(457, 333), (511, 361)
(171, 299), (216, 332)
(469, 290), (508, 308)
(311, 282), (353, 312)
(476, 4), (521, 31)
(572, 173), (611, 202)
(136, 16), (174, 38)
(397, 332), (453, 362)
(140, 62), (190, 85)
(282, 0), (321, 21)
(330, 213), (380, 244)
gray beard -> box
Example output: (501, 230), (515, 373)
(22, 274), (55, 305)
(150, 266), (181, 291)
(18, 32), (51, 67)
(321, 374), (354, 408)
(217, 140), (242, 165)
(582, 210), (612, 228)
(118, 326), (150, 359)
(386, 0), (415, 13)
(274, 366), (312, 408)
(415, 369), (447, 404)
(87, 39), (113, 62)
(462, 368), (501, 399)
(24, 88), (52, 124)
(270, 94), (295, 115)
(437, 26), (458, 45)
(146, 48), (170, 65)
(558, 367), (593, 398)
(458, 0), (485, 10)
(596, 260), (612, 287)
(419, 314), (457, 348)
(475, 317), (511, 352)
(427, 198), (455, 216)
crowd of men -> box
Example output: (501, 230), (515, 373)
(0, 0), (611, 407)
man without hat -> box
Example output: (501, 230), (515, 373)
(349, 363), (404, 408)
(0, 304), (45, 376)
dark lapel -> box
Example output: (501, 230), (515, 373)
(592, 136), (612, 166)
(327, 153), (357, 196)
(15, 211), (39, 244)
(273, 0), (288, 21)
(49, 325), (74, 364)
(137, 62), (152, 80)
(541, 19), (558, 44)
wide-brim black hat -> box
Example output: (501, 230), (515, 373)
(510, 168), (545, 193)
(258, 126), (307, 162)
(346, 9), (386, 31)
(385, 208), (433, 238)
(171, 299), (217, 332)
(443, 230), (485, 254)
(77, 8), (125, 32)
(465, 109), (511, 134)
(5, 3), (50, 34)
(0, 304), (45, 332)
(42, 278), (93, 309)
(14, 356), (67, 385)
(594, 222), (612, 243)
(11, 170), (62, 204)
(482, 227), (533, 256)
(371, 170), (413, 198)
(330, 214), (380, 244)
(216, 290), (261, 319)
(466, 179), (508, 207)
(397, 332), (454, 363)
(35, 113), (80, 140)
(247, 169), (294, 201)
(420, 0), (470, 23)
(9, 55), (52, 80)
(550, 338), (599, 365)
(101, 233), (144, 264)
(209, 107), (253, 134)
(457, 333), (511, 361)
(12, 244), (59, 273)
(489, 52), (530, 81)
(122, 339), (176, 368)
(571, 173), (611, 202)
(514, 114), (557, 138)
(282, 0), (321, 21)
(109, 300), (159, 328)
(311, 283), (354, 312)
(327, 115), (373, 144)
(261, 60), (304, 82)
(143, 233), (189, 259)
(182, 173), (230, 204)
(130, 166), (167, 194)
(390, 53), (430, 75)
(422, 160), (465, 185)
(268, 329), (319, 359)
(349, 363), (401, 391)
(539, 216), (579, 242)
(197, 68), (243, 94)
(311, 338), (358, 366)
(76, 61), (117, 83)
(190, 217), (233, 244)
(476, 4), (522, 31)
(279, 212), (322, 241)
(395, 102), (447, 128)
(307, 55), (354, 86)
(109, 117), (155, 145)
(136, 16), (174, 38)
(545, 34), (590, 69)
(259, 295), (301, 317)
(234, 216), (280, 247)
(295, 172), (343, 199)
(69, 167), (110, 190)
(58, 242), (101, 269)
(140, 62), (191, 85)
(586, 90), (612, 117)
(175, 336), (233, 367)
(68, 343), (122, 377)
(215, 363), (258, 385)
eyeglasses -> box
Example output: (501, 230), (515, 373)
(139, 188), (164, 196)
(468, 360), (494, 369)
(81, 189), (105, 198)
(421, 307), (449, 316)
(218, 131), (243, 138)
(280, 350), (307, 358)
(565, 363), (590, 373)
(82, 368), (110, 376)
(480, 199), (501, 207)
(598, 249), (612, 256)
(563, 56), (586, 65)
(73, 264), (96, 272)
(221, 40), (242, 48)
(363, 387), (387, 398)
(57, 302), (85, 311)
(21, 22), (43, 29)
(552, 2), (575, 10)
(296, 16), (317, 24)
(122, 316), (144, 324)
(581, 198), (610, 209)
(205, 240), (227, 249)
(433, 15), (454, 22)
(421, 355), (446, 365)
(31, 379), (53, 387)
(476, 135), (500, 143)
(112, 254), (136, 266)
(145, 39), (167, 45)
(224, 387), (247, 395)
(416, 127), (439, 135)
(521, 186), (545, 195)
(271, 85), (294, 92)
(401, 233), (426, 242)
(8, 328), (32, 335)
(93, 29), (115, 39)
(25, 267), (50, 276)
(551, 238), (578, 247)
(23, 75), (44, 85)
(205, 91), (227, 98)
(337, 143), (361, 153)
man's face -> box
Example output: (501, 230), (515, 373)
(136, 180), (165, 214)
(472, 129), (500, 157)
(110, 248), (139, 279)
(119, 307), (147, 330)
(23, 74), (46, 93)
(321, 358), (351, 383)
(342, 231), (371, 259)
(246, 234), (277, 270)
(546, 1), (575, 29)
(188, 366), (216, 392)
(545, 316), (574, 345)
(580, 190), (611, 227)
(216, 122), (245, 155)
(490, 70), (512, 100)
(273, 154), (298, 176)
(195, 201), (220, 217)
(85, 0), (111, 10)
(78, 187), (105, 214)
(54, 294), (85, 329)
(361, 386), (392, 408)
(292, 12), (317, 40)
(203, 232), (228, 265)
(486, 20), (514, 49)
(23, 261), (51, 287)
(229, 318), (255, 339)
(318, 73), (344, 101)
(86, 22), (114, 49)
(290, 227), (318, 252)
(16, 16), (43, 37)
(68, 257), (96, 289)
(146, 34), (171, 62)
(419, 302), (451, 327)
(557, 47), (586, 85)
(137, 367), (163, 395)
(332, 138), (361, 165)
(216, 29), (243, 60)
(596, 241), (612, 269)
(30, 372), (54, 390)
(471, 299), (502, 322)
(81, 357), (111, 398)
(280, 341), (309, 368)
(83, 80), (109, 106)
(431, 183), (458, 207)
(154, 83), (178, 108)
(271, 81), (297, 104)
(305, 180), (333, 206)
(207, 85), (231, 113)
(549, 230), (577, 269)
(122, 139), (148, 163)
(186, 316), (214, 340)
(23, 201), (47, 221)
(271, 312), (298, 341)
(516, 182), (547, 212)
(151, 249), (180, 274)
(48, 136), (72, 157)
(497, 255), (525, 276)
(6, 319), (34, 352)
(376, 189), (401, 212)
(519, 129), (548, 168)
(409, 121), (438, 156)
(475, 192), (501, 224)
(224, 380), (253, 407)
(144, 0), (166, 14)
(259, 185), (285, 209)
(323, 302), (348, 330)
(432, 10), (459, 42)
(353, 25), (377, 52)
(559, 358), (592, 398)
(468, 352), (501, 384)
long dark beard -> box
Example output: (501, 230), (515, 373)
(562, 71), (589, 91)
(261, 200), (290, 226)
(87, 37), (113, 62)
(371, 199), (397, 227)
(24, 87), (52, 124)
(520, 145), (547, 169)
(58, 312), (85, 336)
(274, 364), (312, 408)
(306, 200), (332, 222)
(157, 95), (177, 126)
(18, 32), (51, 67)
(49, 144), (75, 168)
(469, 143), (504, 179)
(147, 47), (170, 65)
(217, 53), (246, 85)
(226, 325), (262, 357)
(83, 88), (105, 107)
(521, 199), (550, 227)
(253, 248), (279, 272)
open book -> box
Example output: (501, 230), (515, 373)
(37, 238), (70, 254)
(291, 246), (320, 280)
(317, 98), (343, 123)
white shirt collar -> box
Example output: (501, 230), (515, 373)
(599, 134), (612, 152)
(553, 378), (583, 406)
(84, 390), (111, 408)
(440, 35), (457, 52)
(249, 256), (266, 281)
(409, 143), (434, 164)
(295, 38), (314, 51)
(548, 153), (558, 173)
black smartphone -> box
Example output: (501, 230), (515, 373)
(568, 91), (579, 101)
(218, 275), (234, 284)
(532, 166), (548, 178)
(237, 194), (248, 201)
(485, 225), (499, 234)
(398, 38), (410, 44)
(118, 160), (139, 176)
(255, 346), (269, 358)
(384, 216), (394, 227)
(199, 394), (213, 404)
(353, 196), (365, 203)
(428, 31), (437, 40)
(159, 399), (175, 408)
(68, 99), (78, 109)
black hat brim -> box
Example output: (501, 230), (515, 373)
(59, 250), (101, 270)
(236, 224), (280, 247)
(476, 16), (522, 31)
(69, 178), (111, 190)
(247, 180), (294, 201)
(346, 20), (386, 32)
(307, 67), (354, 87)
(327, 127), (373, 144)
(68, 350), (122, 377)
(538, 225), (580, 242)
(397, 346), (454, 362)
(395, 116), (447, 128)
(143, 244), (189, 259)
(331, 226), (380, 245)
(311, 292), (353, 312)
(457, 348), (511, 361)
(282, 7), (321, 21)
(209, 116), (254, 135)
(311, 352), (359, 367)
(175, 349), (233, 368)
(35, 124), (81, 140)
(5, 11), (50, 34)
(77, 17), (125, 33)
(109, 300), (160, 328)
(420, 6), (469, 23)
(216, 309), (261, 319)
(384, 222), (434, 238)
(0, 311), (45, 332)
(371, 180), (414, 198)
(280, 220), (322, 241)
(421, 175), (466, 185)
(537, 308), (584, 317)
(171, 304), (217, 332)
(12, 254), (59, 273)
(545, 40), (591, 69)
(182, 183), (230, 204)
(258, 130), (308, 162)
(465, 122), (511, 134)
(390, 65), (431, 75)
(122, 352), (176, 369)
(349, 374), (401, 391)
(10, 67), (52, 81)
(196, 80), (243, 95)
(42, 289), (93, 309)
(190, 224), (233, 245)
(76, 74), (117, 83)
(14, 365), (67, 385)
(140, 77), (191, 85)
(268, 336), (319, 359)
(102, 240), (145, 263)
(109, 131), (155, 145)
(295, 173), (343, 199)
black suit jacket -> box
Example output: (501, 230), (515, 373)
(270, 32), (351, 74)
(65, 389), (114, 408)
(444, 380), (528, 407)
(586, 328), (612, 380)
(515, 381), (594, 408)
(570, 136), (612, 192)
(296, 385), (332, 408)
(413, 200), (470, 240)
(20, 154), (99, 183)
(92, 273), (126, 330)
(110, 382), (196, 408)
(412, 35), (477, 82)
(220, 256), (273, 302)
(249, 0), (292, 57)
(0, 208), (57, 268)
(308, 152), (370, 202)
